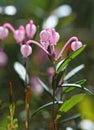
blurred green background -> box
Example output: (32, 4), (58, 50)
(0, 0), (94, 129)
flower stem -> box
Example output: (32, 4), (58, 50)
(9, 82), (15, 130)
(26, 40), (50, 56)
(51, 88), (58, 130)
(3, 23), (15, 33)
(56, 36), (78, 60)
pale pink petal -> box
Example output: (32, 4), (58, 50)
(14, 26), (25, 43)
(26, 23), (36, 39)
(71, 41), (82, 51)
(20, 45), (32, 58)
(0, 51), (8, 66)
(40, 30), (50, 42)
(30, 77), (43, 95)
(0, 26), (9, 40)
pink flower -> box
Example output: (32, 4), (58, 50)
(40, 28), (59, 57)
(26, 20), (36, 39)
(47, 66), (54, 76)
(47, 67), (54, 83)
(49, 28), (60, 45)
(0, 49), (8, 66)
(56, 36), (82, 60)
(20, 44), (32, 58)
(0, 26), (8, 40)
(14, 26), (25, 43)
(40, 29), (50, 49)
(40, 28), (60, 48)
(30, 77), (43, 95)
(71, 41), (82, 51)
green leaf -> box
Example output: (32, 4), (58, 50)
(55, 66), (67, 87)
(64, 64), (85, 81)
(59, 80), (94, 96)
(60, 113), (81, 123)
(31, 101), (63, 117)
(37, 78), (58, 101)
(60, 83), (83, 93)
(57, 45), (86, 73)
(61, 83), (83, 88)
(56, 94), (85, 120)
(64, 79), (86, 93)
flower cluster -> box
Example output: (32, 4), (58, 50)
(0, 20), (83, 61)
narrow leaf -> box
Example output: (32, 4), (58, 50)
(64, 79), (86, 93)
(56, 94), (85, 120)
(57, 45), (86, 73)
(64, 64), (85, 81)
(59, 81), (94, 96)
(14, 62), (29, 83)
(31, 101), (63, 117)
(55, 66), (67, 86)
(60, 114), (81, 123)
(37, 78), (58, 101)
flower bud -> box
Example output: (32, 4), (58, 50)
(0, 26), (8, 40)
(20, 44), (32, 58)
(71, 41), (82, 51)
(14, 26), (25, 43)
(26, 20), (36, 39)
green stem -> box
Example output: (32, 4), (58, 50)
(52, 89), (58, 130)
(9, 82), (15, 130)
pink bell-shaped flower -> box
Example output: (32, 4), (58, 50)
(0, 49), (8, 66)
(20, 44), (32, 58)
(14, 26), (25, 43)
(0, 26), (8, 40)
(50, 29), (60, 45)
(30, 76), (43, 95)
(40, 27), (60, 48)
(71, 41), (82, 51)
(40, 29), (50, 49)
(26, 20), (36, 39)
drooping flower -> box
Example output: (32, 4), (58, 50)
(14, 26), (25, 43)
(26, 20), (36, 39)
(40, 29), (50, 49)
(49, 28), (60, 45)
(56, 36), (83, 60)
(0, 26), (8, 40)
(71, 41), (83, 51)
(20, 44), (32, 58)
(47, 67), (55, 83)
(40, 28), (60, 48)
(30, 76), (43, 95)
(0, 48), (8, 66)
(40, 28), (60, 57)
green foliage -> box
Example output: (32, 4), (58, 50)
(0, 116), (18, 130)
(56, 45), (86, 73)
(64, 64), (85, 81)
(78, 95), (94, 121)
(56, 94), (85, 120)
(63, 79), (86, 93)
(31, 101), (63, 117)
